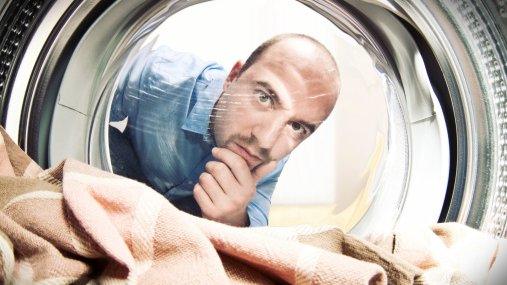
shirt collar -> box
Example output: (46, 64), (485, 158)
(181, 66), (226, 145)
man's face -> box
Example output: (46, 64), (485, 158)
(211, 40), (339, 170)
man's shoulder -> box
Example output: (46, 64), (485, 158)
(141, 45), (226, 83)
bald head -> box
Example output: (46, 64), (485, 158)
(239, 33), (340, 112)
(240, 34), (338, 75)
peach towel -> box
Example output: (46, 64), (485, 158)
(2, 126), (505, 284)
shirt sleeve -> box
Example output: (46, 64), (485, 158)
(112, 45), (220, 123)
(110, 47), (152, 123)
(246, 156), (290, 227)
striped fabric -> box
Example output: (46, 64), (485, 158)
(0, 126), (504, 284)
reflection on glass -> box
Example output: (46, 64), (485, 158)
(107, 0), (388, 229)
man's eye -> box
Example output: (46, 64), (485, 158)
(256, 90), (273, 106)
(290, 122), (306, 135)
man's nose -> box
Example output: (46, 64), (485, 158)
(252, 117), (285, 150)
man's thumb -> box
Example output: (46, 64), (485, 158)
(252, 160), (277, 181)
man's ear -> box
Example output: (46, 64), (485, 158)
(224, 61), (243, 87)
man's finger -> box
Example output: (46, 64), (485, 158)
(198, 172), (227, 202)
(211, 147), (251, 186)
(205, 161), (238, 195)
(193, 183), (214, 214)
(252, 160), (278, 181)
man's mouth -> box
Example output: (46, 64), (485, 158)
(229, 142), (262, 168)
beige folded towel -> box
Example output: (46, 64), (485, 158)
(2, 125), (505, 284)
(0, 126), (392, 284)
(365, 223), (507, 284)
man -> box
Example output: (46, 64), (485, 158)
(109, 33), (340, 227)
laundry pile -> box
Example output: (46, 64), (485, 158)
(0, 126), (505, 284)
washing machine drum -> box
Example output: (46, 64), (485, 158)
(1, 0), (506, 236)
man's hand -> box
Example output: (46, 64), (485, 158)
(193, 147), (277, 227)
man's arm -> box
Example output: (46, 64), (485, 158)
(193, 147), (277, 227)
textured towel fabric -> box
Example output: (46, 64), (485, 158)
(365, 223), (507, 284)
(0, 127), (41, 178)
(0, 125), (505, 284)
(0, 127), (389, 284)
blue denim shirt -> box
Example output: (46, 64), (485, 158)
(109, 46), (288, 226)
